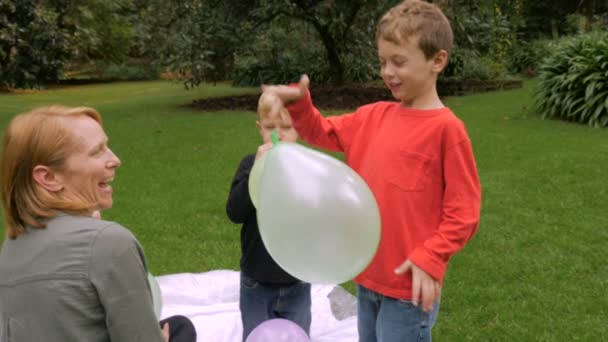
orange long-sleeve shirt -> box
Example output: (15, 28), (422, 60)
(287, 92), (481, 299)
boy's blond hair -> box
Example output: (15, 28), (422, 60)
(376, 0), (453, 60)
(1, 106), (102, 238)
(257, 92), (274, 119)
(257, 92), (289, 120)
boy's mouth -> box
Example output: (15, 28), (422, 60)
(388, 82), (402, 91)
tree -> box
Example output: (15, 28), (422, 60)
(0, 0), (70, 88)
(520, 0), (607, 39)
(43, 0), (136, 63)
(149, 0), (242, 87)
(153, 0), (399, 86)
(1, 0), (143, 88)
(251, 0), (398, 85)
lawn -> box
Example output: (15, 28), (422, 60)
(0, 80), (606, 340)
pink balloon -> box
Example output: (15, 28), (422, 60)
(245, 318), (310, 342)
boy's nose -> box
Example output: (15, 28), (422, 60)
(383, 66), (395, 77)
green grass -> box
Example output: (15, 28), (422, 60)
(0, 80), (606, 340)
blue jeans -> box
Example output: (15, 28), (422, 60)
(357, 285), (440, 342)
(239, 273), (311, 342)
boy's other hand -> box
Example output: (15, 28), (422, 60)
(395, 259), (441, 312)
(255, 142), (274, 160)
(261, 74), (310, 120)
(161, 322), (170, 342)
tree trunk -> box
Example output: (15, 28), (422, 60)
(314, 23), (344, 85)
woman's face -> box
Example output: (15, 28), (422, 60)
(58, 116), (121, 210)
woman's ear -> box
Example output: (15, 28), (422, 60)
(32, 165), (63, 192)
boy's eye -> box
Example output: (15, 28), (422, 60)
(393, 59), (406, 67)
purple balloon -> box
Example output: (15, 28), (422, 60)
(245, 318), (311, 342)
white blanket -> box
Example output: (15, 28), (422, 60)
(157, 271), (358, 342)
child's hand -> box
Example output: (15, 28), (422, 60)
(91, 210), (101, 219)
(255, 142), (274, 160)
(394, 259), (441, 312)
(261, 74), (310, 120)
(161, 322), (170, 342)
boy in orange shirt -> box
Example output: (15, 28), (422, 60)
(260, 1), (481, 340)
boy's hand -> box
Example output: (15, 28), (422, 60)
(395, 259), (441, 312)
(91, 210), (101, 219)
(255, 142), (274, 160)
(161, 322), (170, 342)
(261, 74), (310, 120)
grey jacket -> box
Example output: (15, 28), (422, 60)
(0, 214), (163, 342)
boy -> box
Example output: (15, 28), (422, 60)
(260, 1), (481, 341)
(226, 93), (312, 341)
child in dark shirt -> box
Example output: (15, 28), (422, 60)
(226, 93), (312, 341)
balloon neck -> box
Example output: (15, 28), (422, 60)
(271, 130), (279, 146)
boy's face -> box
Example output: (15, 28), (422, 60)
(257, 110), (298, 144)
(378, 36), (444, 104)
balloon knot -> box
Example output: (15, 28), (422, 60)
(271, 130), (279, 146)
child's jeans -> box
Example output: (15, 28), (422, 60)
(239, 273), (311, 342)
(357, 284), (440, 342)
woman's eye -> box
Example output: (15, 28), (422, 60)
(89, 148), (103, 156)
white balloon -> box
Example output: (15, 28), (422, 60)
(147, 272), (162, 319)
(257, 143), (380, 285)
(248, 153), (267, 208)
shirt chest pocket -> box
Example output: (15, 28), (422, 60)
(387, 151), (432, 192)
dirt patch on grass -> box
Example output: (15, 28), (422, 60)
(190, 79), (523, 112)
(191, 84), (393, 112)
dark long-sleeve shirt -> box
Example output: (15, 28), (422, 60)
(226, 154), (299, 285)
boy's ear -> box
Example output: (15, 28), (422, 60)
(432, 50), (449, 73)
(32, 165), (64, 193)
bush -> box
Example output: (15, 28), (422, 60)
(231, 25), (331, 86)
(68, 61), (158, 82)
(506, 40), (550, 76)
(443, 48), (494, 80)
(341, 50), (378, 83)
(0, 2), (70, 88)
(97, 61), (159, 81)
(231, 22), (379, 86)
(61, 60), (159, 83)
(535, 32), (608, 127)
(232, 53), (330, 86)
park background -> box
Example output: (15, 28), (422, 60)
(1, 1), (607, 340)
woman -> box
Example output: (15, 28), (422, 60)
(0, 106), (196, 342)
